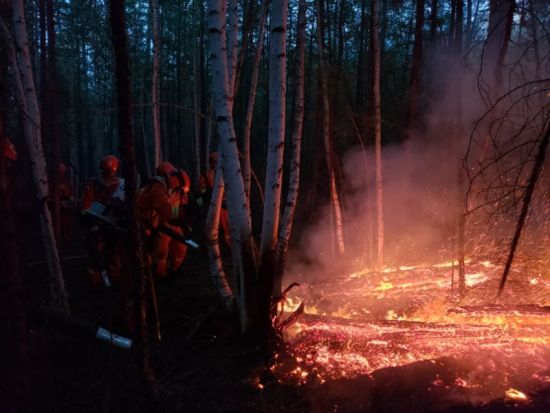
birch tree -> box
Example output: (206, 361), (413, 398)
(260, 0), (288, 268)
(207, 0), (258, 333)
(274, 0), (306, 296)
(5, 1), (68, 310)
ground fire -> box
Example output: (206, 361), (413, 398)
(270, 257), (550, 407)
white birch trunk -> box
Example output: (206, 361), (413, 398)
(243, 0), (268, 202)
(151, 0), (161, 167)
(206, 160), (234, 309)
(207, 0), (257, 332)
(260, 0), (287, 258)
(274, 0), (306, 295)
(315, 0), (345, 254)
(372, 0), (384, 267)
(226, 0), (238, 97)
(7, 6), (68, 309)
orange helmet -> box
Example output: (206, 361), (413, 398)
(167, 169), (190, 192)
(1, 138), (17, 161)
(100, 155), (119, 177)
(176, 169), (191, 193)
(156, 161), (176, 176)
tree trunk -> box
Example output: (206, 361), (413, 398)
(207, 0), (258, 333)
(193, 45), (202, 186)
(227, 0), (239, 98)
(316, 0), (345, 255)
(371, 0), (384, 267)
(485, 0), (515, 102)
(406, 0), (425, 138)
(8, 2), (68, 310)
(355, 0), (368, 109)
(109, 0), (158, 401)
(243, 0), (267, 202)
(0, 22), (30, 403)
(498, 121), (549, 297)
(150, 0), (161, 167)
(274, 0), (306, 297)
(260, 0), (287, 259)
(47, 0), (61, 242)
(206, 159), (234, 309)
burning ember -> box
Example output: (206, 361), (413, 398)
(273, 259), (550, 405)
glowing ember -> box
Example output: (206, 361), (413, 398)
(276, 258), (550, 405)
(504, 388), (529, 402)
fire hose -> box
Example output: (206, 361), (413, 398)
(29, 306), (132, 350)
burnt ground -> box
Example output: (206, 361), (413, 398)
(5, 235), (550, 413)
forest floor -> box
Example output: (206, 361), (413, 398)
(20, 235), (550, 413)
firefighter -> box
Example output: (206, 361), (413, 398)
(138, 161), (191, 278)
(79, 155), (126, 288)
(197, 152), (230, 246)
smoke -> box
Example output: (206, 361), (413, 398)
(286, 41), (549, 285)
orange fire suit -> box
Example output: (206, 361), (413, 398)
(80, 176), (127, 287)
(138, 177), (189, 278)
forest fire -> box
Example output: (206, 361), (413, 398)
(273, 258), (550, 405)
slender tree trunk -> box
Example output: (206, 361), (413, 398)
(109, 0), (158, 401)
(485, 0), (515, 102)
(258, 0), (288, 337)
(316, 0), (345, 255)
(355, 0), (368, 108)
(206, 159), (234, 309)
(274, 0), (306, 296)
(0, 24), (30, 404)
(498, 122), (549, 297)
(371, 0), (384, 267)
(193, 45), (202, 186)
(207, 0), (257, 333)
(243, 0), (267, 202)
(150, 0), (161, 167)
(406, 0), (425, 138)
(478, 0), (515, 163)
(7, 2), (68, 310)
(227, 0), (238, 98)
(527, 0), (540, 78)
(47, 0), (61, 242)
(261, 0), (287, 259)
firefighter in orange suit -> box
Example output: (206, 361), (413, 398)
(139, 161), (191, 278)
(79, 155), (126, 287)
(197, 152), (230, 246)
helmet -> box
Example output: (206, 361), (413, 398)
(1, 138), (17, 161)
(167, 169), (190, 192)
(156, 161), (176, 176)
(176, 169), (191, 193)
(100, 155), (119, 177)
